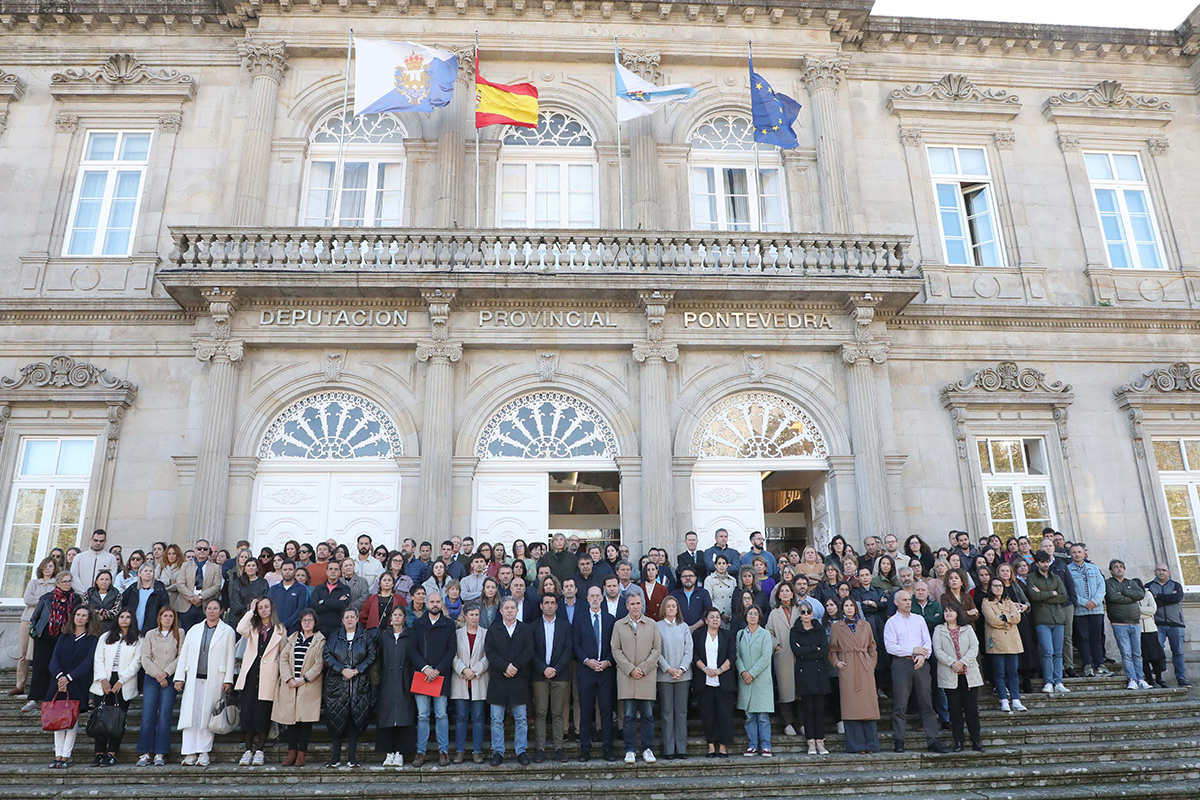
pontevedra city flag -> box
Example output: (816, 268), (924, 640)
(475, 58), (538, 128)
(353, 39), (457, 115)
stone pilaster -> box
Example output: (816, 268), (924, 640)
(840, 293), (891, 542)
(187, 289), (245, 547)
(629, 117), (660, 230)
(800, 57), (851, 231)
(434, 51), (475, 228)
(416, 290), (462, 542)
(633, 291), (677, 554)
(232, 41), (288, 226)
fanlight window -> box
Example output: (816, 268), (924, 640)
(311, 111), (407, 145)
(692, 392), (828, 459)
(477, 391), (618, 459)
(259, 392), (403, 460)
(689, 114), (756, 151)
(502, 111), (594, 147)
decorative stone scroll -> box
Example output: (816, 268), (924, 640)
(887, 73), (1020, 122)
(941, 361), (1073, 461)
(50, 53), (196, 100)
(0, 356), (133, 391)
(1116, 362), (1200, 394)
(1043, 80), (1173, 126)
(890, 73), (1019, 105)
(942, 361), (1071, 396)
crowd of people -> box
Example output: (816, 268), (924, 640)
(17, 525), (1190, 768)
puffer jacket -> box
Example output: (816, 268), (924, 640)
(981, 598), (1023, 654)
(322, 627), (376, 735)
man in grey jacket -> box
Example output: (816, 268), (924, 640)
(1147, 564), (1189, 687)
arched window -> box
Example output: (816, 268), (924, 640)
(258, 391), (403, 460)
(476, 391), (618, 459)
(691, 391), (827, 459)
(302, 110), (407, 227)
(688, 113), (786, 232)
(498, 111), (597, 228)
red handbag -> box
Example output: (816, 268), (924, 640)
(41, 691), (79, 732)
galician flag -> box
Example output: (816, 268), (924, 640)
(614, 47), (697, 121)
(353, 39), (458, 115)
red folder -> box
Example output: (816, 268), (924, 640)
(411, 673), (444, 697)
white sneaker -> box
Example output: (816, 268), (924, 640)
(136, 754), (151, 767)
(1054, 683), (1070, 693)
(1011, 699), (1028, 712)
(1041, 683), (1054, 694)
(239, 750), (253, 766)
(383, 753), (395, 767)
(252, 750), (265, 766)
(197, 753), (210, 767)
(153, 755), (166, 766)
(20, 701), (37, 714)
(624, 751), (636, 764)
(395, 753), (405, 767)
(182, 754), (196, 766)
(642, 749), (656, 763)
(999, 699), (1011, 713)
(1138, 680), (1153, 690)
(784, 725), (797, 737)
(1127, 680), (1139, 690)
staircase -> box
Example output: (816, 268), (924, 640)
(4, 675), (1198, 799)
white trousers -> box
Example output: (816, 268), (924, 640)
(54, 722), (79, 758)
(182, 726), (214, 756)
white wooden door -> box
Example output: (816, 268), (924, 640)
(472, 472), (549, 552)
(249, 467), (402, 553)
(327, 473), (402, 550)
(690, 471), (765, 552)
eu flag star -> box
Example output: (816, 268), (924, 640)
(755, 82), (762, 89)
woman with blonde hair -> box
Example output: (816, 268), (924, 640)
(136, 606), (181, 766)
(797, 547), (824, 585)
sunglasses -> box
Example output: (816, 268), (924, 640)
(798, 608), (813, 615)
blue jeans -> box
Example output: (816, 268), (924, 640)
(137, 678), (177, 755)
(489, 703), (527, 756)
(1035, 624), (1065, 685)
(622, 699), (654, 754)
(1159, 626), (1189, 683)
(455, 699), (486, 754)
(1112, 624), (1143, 682)
(416, 694), (449, 754)
(744, 711), (771, 751)
(992, 653), (1019, 701)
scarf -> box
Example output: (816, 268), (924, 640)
(47, 588), (73, 637)
(445, 596), (463, 620)
(844, 615), (858, 634)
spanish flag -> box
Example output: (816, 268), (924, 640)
(475, 57), (538, 129)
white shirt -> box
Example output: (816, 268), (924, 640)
(605, 597), (622, 617)
(504, 622), (517, 637)
(542, 617), (557, 666)
(356, 555), (383, 585)
(513, 597), (527, 622)
(705, 632), (720, 686)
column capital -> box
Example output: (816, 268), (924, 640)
(421, 288), (457, 342)
(840, 341), (889, 366)
(843, 292), (887, 364)
(194, 337), (245, 363)
(239, 41), (289, 81)
(633, 341), (679, 363)
(638, 290), (674, 342)
(800, 56), (846, 91)
(416, 341), (463, 363)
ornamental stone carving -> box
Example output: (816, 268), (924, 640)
(1116, 362), (1200, 394)
(0, 356), (133, 391)
(898, 127), (922, 146)
(800, 57), (845, 90)
(536, 352), (558, 382)
(195, 288), (243, 362)
(744, 353), (766, 383)
(323, 352), (344, 383)
(1046, 80), (1172, 111)
(194, 338), (245, 363)
(890, 73), (1019, 105)
(55, 113), (79, 133)
(1148, 137), (1170, 156)
(422, 288), (456, 342)
(0, 70), (24, 99)
(841, 293), (889, 365)
(619, 50), (662, 83)
(238, 41), (289, 80)
(52, 53), (195, 87)
(415, 342), (463, 362)
(638, 290), (673, 343)
(994, 130), (1016, 149)
(942, 361), (1071, 396)
(632, 342), (679, 363)
(1057, 132), (1080, 152)
(157, 113), (183, 131)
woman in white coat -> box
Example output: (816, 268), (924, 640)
(173, 598), (236, 766)
(932, 601), (984, 753)
(450, 605), (489, 762)
(89, 609), (142, 764)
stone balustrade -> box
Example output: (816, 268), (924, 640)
(165, 227), (914, 277)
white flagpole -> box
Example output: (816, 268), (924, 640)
(614, 38), (625, 229)
(332, 28), (354, 227)
(749, 40), (765, 233)
(475, 32), (481, 229)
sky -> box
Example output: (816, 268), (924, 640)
(871, 0), (1195, 30)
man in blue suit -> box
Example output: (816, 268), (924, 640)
(573, 585), (618, 762)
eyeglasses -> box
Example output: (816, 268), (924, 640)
(798, 608), (813, 615)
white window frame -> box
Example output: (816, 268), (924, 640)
(0, 436), (97, 598)
(301, 149), (407, 227)
(62, 130), (152, 257)
(976, 436), (1057, 540)
(687, 152), (787, 233)
(496, 147), (599, 229)
(1153, 437), (1200, 589)
(927, 145), (1005, 267)
(1083, 150), (1167, 271)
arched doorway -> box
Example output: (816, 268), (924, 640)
(690, 391), (833, 553)
(248, 391), (404, 552)
(471, 390), (620, 552)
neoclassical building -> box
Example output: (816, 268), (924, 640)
(1, 0), (1200, 633)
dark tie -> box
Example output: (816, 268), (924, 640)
(593, 613), (602, 660)
(195, 562), (204, 588)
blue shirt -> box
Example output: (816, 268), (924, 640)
(703, 546), (741, 574)
(740, 548), (778, 575)
(268, 580), (309, 634)
(136, 586), (153, 630)
(405, 557), (432, 586)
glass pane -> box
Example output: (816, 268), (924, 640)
(992, 521), (1016, 539)
(309, 161), (335, 190)
(989, 439), (1023, 474)
(1179, 555), (1200, 587)
(56, 440), (94, 476)
(943, 235), (969, 265)
(1021, 487), (1049, 520)
(306, 162), (335, 226)
(375, 163), (403, 226)
(21, 441), (57, 476)
(1124, 189), (1150, 215)
(1164, 485), (1191, 518)
(1155, 440), (1186, 471)
(1085, 153), (1113, 181)
(690, 167), (717, 196)
(927, 147), (957, 175)
(1113, 154), (1143, 182)
(1137, 243), (1163, 270)
(1183, 441), (1200, 471)
(1, 566), (32, 599)
(1107, 242), (1132, 270)
(101, 228), (131, 256)
(988, 487), (1014, 522)
(958, 148), (988, 176)
(1172, 518), (1198, 558)
(50, 488), (84, 529)
(721, 168), (751, 230)
(342, 162), (369, 189)
(1094, 188), (1119, 214)
(12, 487), (47, 525)
(85, 133), (118, 161)
(977, 439), (990, 473)
(119, 133), (152, 162)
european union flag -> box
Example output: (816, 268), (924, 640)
(749, 56), (801, 149)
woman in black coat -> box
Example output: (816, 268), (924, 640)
(692, 607), (736, 757)
(26, 572), (82, 714)
(47, 606), (97, 768)
(374, 606), (417, 766)
(790, 600), (831, 755)
(322, 608), (376, 767)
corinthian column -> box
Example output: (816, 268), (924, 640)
(840, 294), (891, 540)
(232, 41), (288, 226)
(187, 290), (245, 546)
(416, 290), (462, 542)
(633, 291), (677, 554)
(800, 57), (851, 232)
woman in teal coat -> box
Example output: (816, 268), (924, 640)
(736, 605), (775, 756)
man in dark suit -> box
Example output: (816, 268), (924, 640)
(572, 554), (603, 595)
(676, 531), (708, 587)
(601, 575), (628, 621)
(412, 590), (457, 766)
(531, 593), (572, 763)
(484, 597), (534, 766)
(573, 586), (618, 762)
(509, 576), (540, 623)
(670, 566), (713, 632)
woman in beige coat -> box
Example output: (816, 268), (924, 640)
(932, 601), (984, 753)
(981, 578), (1025, 712)
(827, 596), (879, 754)
(766, 582), (800, 736)
(272, 608), (325, 766)
(235, 597), (286, 766)
(450, 606), (489, 762)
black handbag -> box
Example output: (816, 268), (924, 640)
(86, 693), (127, 741)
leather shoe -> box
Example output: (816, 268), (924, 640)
(578, 752), (591, 763)
(533, 749), (545, 764)
(893, 743), (905, 753)
(490, 753), (503, 767)
(412, 753), (426, 767)
(972, 743), (985, 753)
(439, 752), (450, 767)
(927, 741), (947, 754)
(516, 752), (530, 766)
(604, 751), (618, 762)
(952, 743), (964, 752)
(555, 748), (567, 763)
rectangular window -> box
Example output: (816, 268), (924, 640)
(0, 438), (96, 598)
(976, 437), (1055, 540)
(498, 161), (596, 228)
(1153, 438), (1200, 588)
(689, 165), (784, 232)
(304, 160), (404, 227)
(64, 131), (152, 257)
(927, 146), (1003, 267)
(1084, 151), (1165, 270)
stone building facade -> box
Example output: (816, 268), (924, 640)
(1, 0), (1200, 637)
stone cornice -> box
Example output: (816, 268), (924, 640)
(891, 304), (1200, 333)
(50, 53), (197, 101)
(0, 355), (138, 408)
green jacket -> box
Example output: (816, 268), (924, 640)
(1026, 570), (1069, 626)
(735, 625), (775, 714)
(1105, 577), (1145, 624)
(913, 599), (944, 632)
